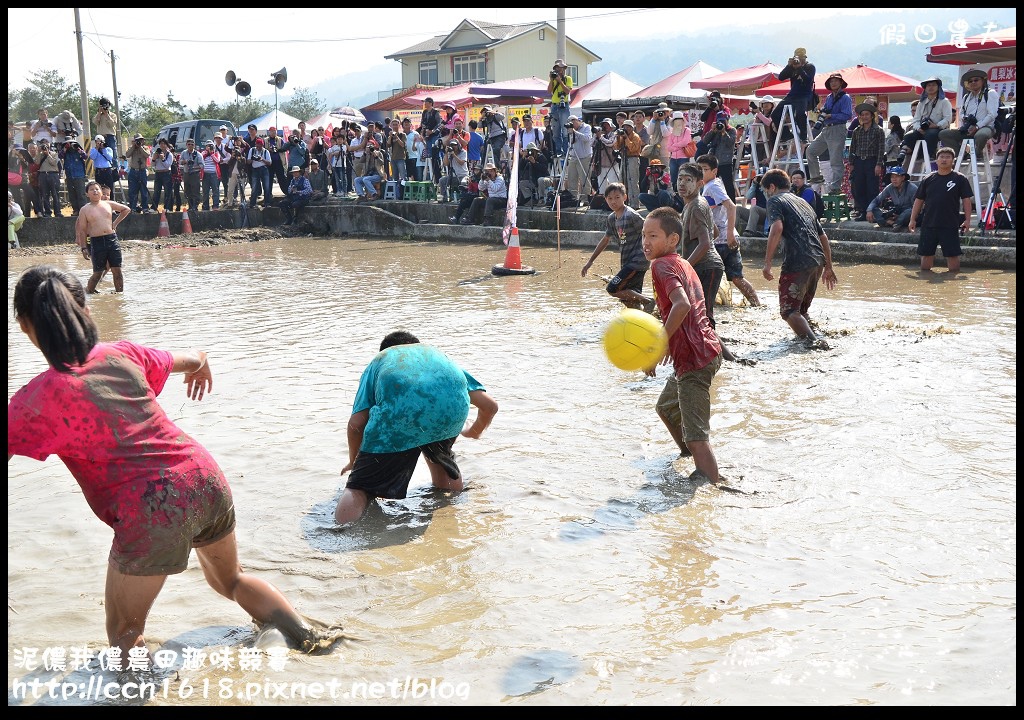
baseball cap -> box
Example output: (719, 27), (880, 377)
(310, 158), (319, 164)
(510, 115), (520, 123)
(716, 111), (730, 123)
(568, 115), (579, 122)
(255, 138), (265, 146)
(887, 166), (907, 175)
(94, 135), (104, 143)
(760, 95), (776, 104)
(133, 133), (144, 140)
(670, 111), (685, 121)
(205, 140), (215, 147)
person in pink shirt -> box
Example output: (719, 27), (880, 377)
(7, 266), (328, 656)
(664, 110), (694, 191)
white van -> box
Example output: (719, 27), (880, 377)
(155, 119), (237, 154)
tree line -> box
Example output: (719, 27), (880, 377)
(9, 68), (327, 141)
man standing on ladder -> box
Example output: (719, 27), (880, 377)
(548, 59), (573, 159)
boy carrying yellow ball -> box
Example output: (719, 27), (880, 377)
(642, 206), (723, 484)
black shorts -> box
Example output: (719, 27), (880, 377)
(606, 266), (646, 295)
(918, 226), (962, 258)
(90, 233), (122, 272)
(715, 244), (745, 281)
(346, 437), (460, 500)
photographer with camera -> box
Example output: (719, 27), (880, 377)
(125, 133), (151, 213)
(470, 162), (507, 225)
(31, 109), (57, 147)
(695, 92), (729, 158)
(34, 139), (62, 218)
(895, 77), (952, 171)
(247, 138), (272, 208)
(178, 138), (203, 211)
(560, 115), (593, 207)
(938, 68), (1000, 156)
(199, 139), (222, 211)
(449, 168), (482, 225)
(771, 47), (816, 145)
(225, 136), (250, 208)
(547, 59), (573, 158)
(89, 135), (117, 194)
(439, 139), (469, 203)
(150, 138), (175, 212)
(518, 142), (549, 206)
(637, 159), (673, 211)
(702, 112), (738, 201)
(417, 97), (444, 182)
(60, 138), (88, 214)
(614, 119), (644, 209)
(806, 73), (853, 194)
(479, 105), (509, 170)
(647, 102), (672, 169)
(592, 118), (621, 193)
(286, 133), (309, 176)
(93, 98), (119, 153)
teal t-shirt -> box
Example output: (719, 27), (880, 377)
(353, 344), (485, 453)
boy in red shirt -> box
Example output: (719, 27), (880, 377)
(643, 207), (724, 484)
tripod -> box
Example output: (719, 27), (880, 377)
(549, 131), (593, 211)
(980, 122), (1015, 235)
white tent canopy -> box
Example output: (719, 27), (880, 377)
(240, 109), (305, 136)
(570, 72), (643, 114)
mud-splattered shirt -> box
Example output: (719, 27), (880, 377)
(651, 254), (722, 376)
(7, 341), (229, 531)
(352, 344), (485, 453)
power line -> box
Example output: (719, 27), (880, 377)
(79, 9), (661, 45)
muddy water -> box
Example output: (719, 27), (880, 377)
(7, 238), (1016, 705)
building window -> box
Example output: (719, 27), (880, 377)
(568, 65), (579, 86)
(453, 55), (486, 84)
(419, 60), (438, 86)
(539, 29), (545, 41)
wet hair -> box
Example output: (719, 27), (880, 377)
(762, 168), (791, 192)
(680, 163), (702, 181)
(380, 331), (420, 351)
(695, 154), (718, 170)
(646, 207), (683, 239)
(13, 265), (99, 373)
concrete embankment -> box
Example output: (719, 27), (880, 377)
(15, 200), (1016, 270)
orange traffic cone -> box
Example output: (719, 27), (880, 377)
(181, 209), (193, 234)
(156, 211), (170, 238)
(491, 227), (536, 276)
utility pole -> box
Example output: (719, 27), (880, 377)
(75, 8), (91, 139)
(110, 50), (123, 154)
(556, 8), (566, 67)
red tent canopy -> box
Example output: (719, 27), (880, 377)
(404, 82), (477, 107)
(755, 64), (956, 103)
(690, 62), (784, 92)
(927, 26), (1016, 65)
(469, 76), (551, 99)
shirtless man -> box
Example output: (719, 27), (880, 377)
(77, 180), (131, 293)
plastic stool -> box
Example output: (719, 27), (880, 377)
(383, 180), (399, 200)
(821, 194), (851, 223)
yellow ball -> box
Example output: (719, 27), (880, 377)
(602, 309), (668, 371)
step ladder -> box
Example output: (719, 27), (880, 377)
(955, 137), (993, 215)
(736, 121), (769, 200)
(905, 139), (933, 185)
(768, 104), (806, 176)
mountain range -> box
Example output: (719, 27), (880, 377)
(261, 10), (1017, 112)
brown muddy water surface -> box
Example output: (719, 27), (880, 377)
(7, 237), (1016, 705)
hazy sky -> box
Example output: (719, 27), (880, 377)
(4, 8), (995, 108)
